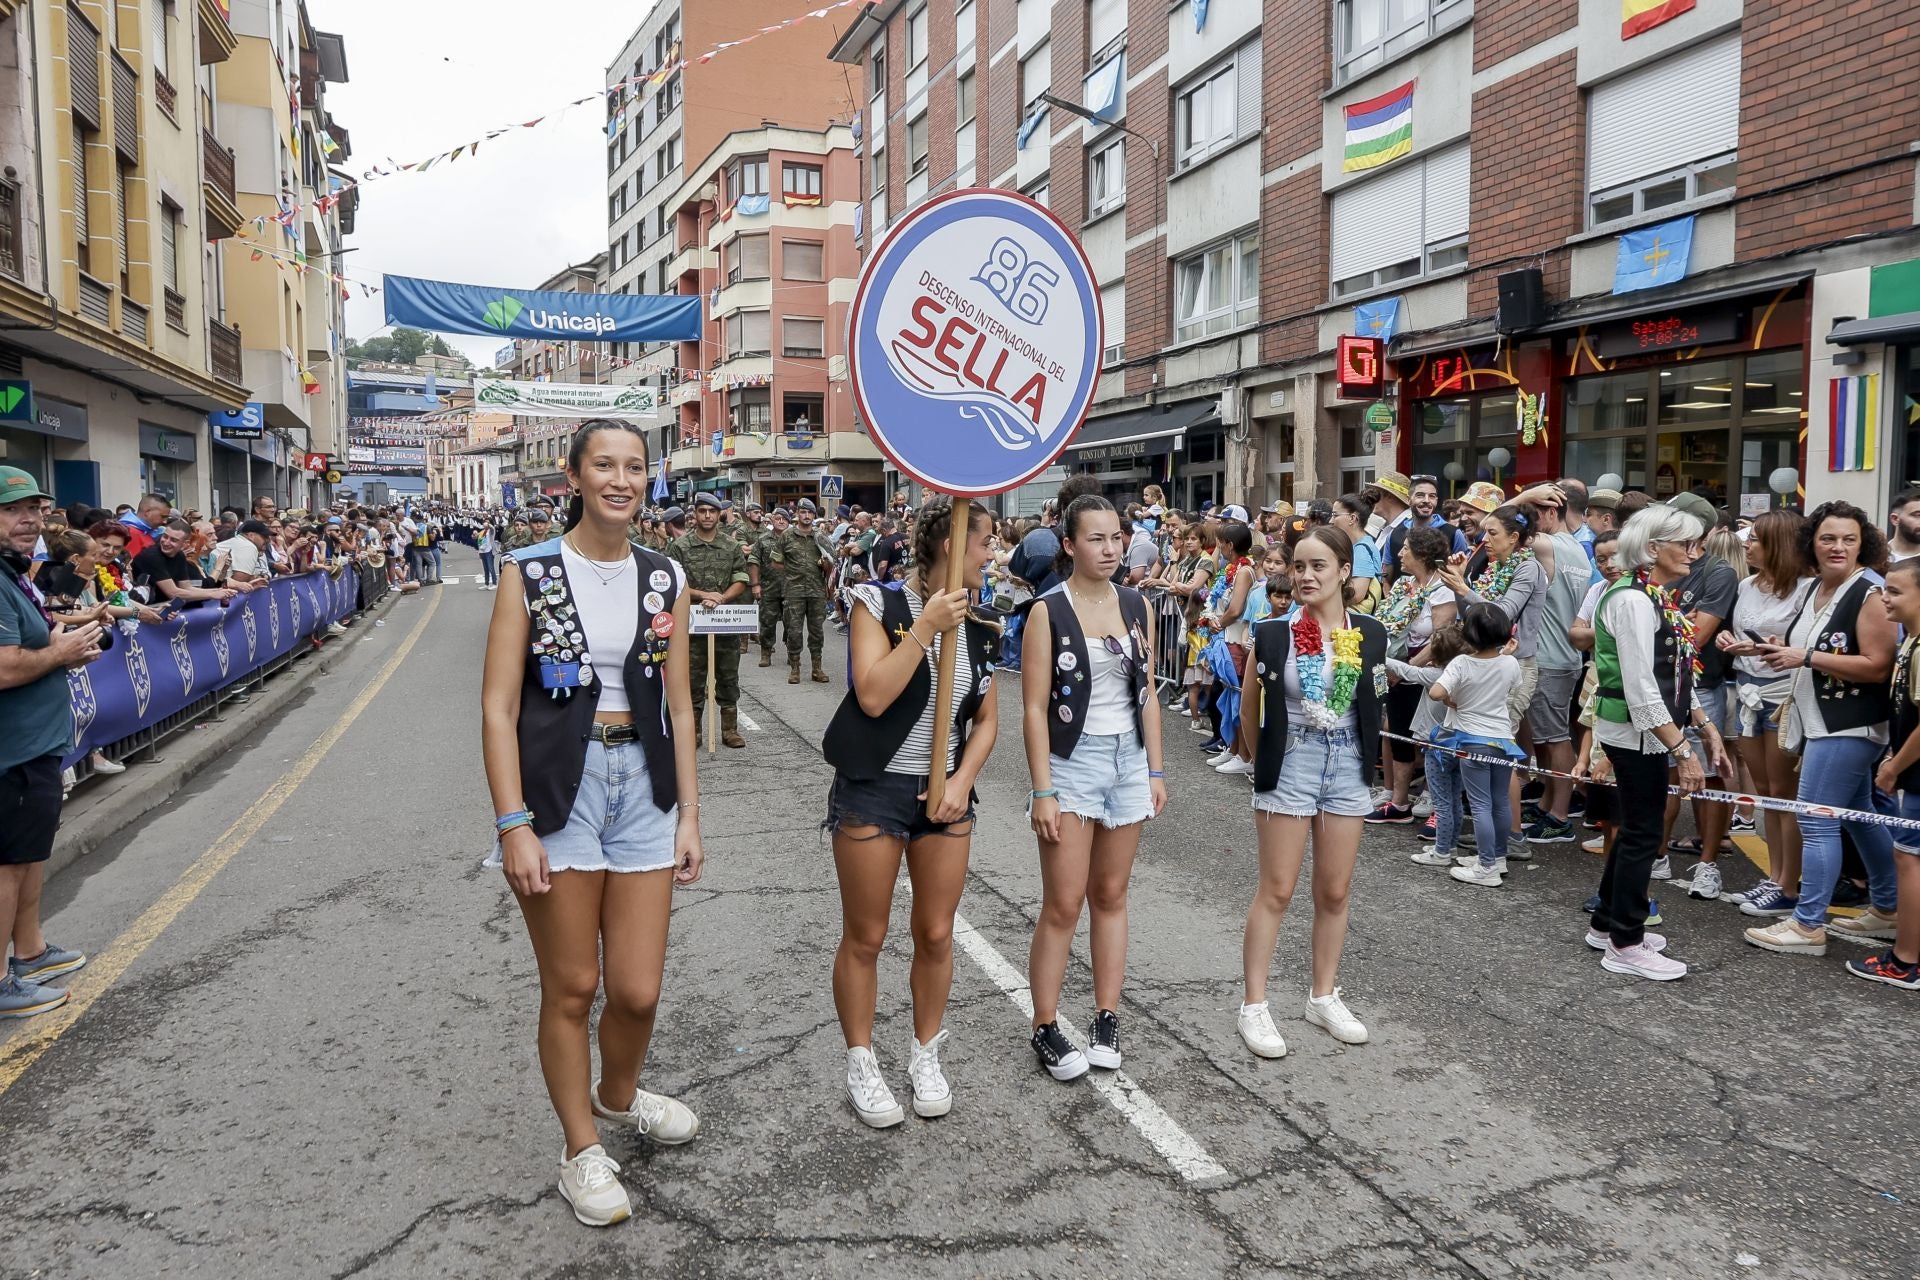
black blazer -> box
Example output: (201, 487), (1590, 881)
(1250, 612), (1390, 794)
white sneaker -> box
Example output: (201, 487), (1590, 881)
(1237, 1002), (1287, 1058)
(1410, 846), (1456, 867)
(1215, 756), (1254, 776)
(90, 755), (127, 776)
(1452, 854), (1507, 875)
(1368, 786), (1391, 808)
(1581, 834), (1606, 854)
(1601, 941), (1689, 981)
(1687, 861), (1724, 901)
(1449, 861), (1504, 887)
(1410, 794), (1434, 818)
(488, 583), (499, 590)
(1207, 749), (1236, 767)
(845, 1046), (905, 1128)
(1304, 988), (1368, 1044)
(907, 1030), (952, 1118)
(1830, 908), (1900, 942)
(1650, 855), (1673, 881)
(557, 1144), (630, 1227)
(477, 582), (488, 590)
(326, 622), (348, 637)
(591, 1078), (700, 1144)
(1586, 928), (1667, 952)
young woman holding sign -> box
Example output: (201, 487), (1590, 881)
(822, 497), (1000, 1128)
(1022, 495), (1167, 1079)
(1235, 526), (1389, 1058)
(480, 419), (705, 1228)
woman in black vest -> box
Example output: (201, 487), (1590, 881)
(1746, 500), (1899, 958)
(481, 420), (705, 1228)
(1233, 526), (1388, 1059)
(1022, 496), (1166, 1081)
(821, 497), (998, 1129)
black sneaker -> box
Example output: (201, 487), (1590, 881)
(1031, 1021), (1089, 1081)
(1086, 1010), (1121, 1070)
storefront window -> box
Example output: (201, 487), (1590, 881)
(1409, 392), (1519, 496)
(1898, 346), (1920, 493)
(1264, 415), (1295, 505)
(0, 429), (52, 491)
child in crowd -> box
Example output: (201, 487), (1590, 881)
(1264, 574), (1293, 621)
(1395, 621), (1472, 869)
(1246, 546), (1290, 626)
(1853, 558), (1920, 990)
(1429, 604), (1528, 887)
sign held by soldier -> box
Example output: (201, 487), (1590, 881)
(689, 603), (760, 636)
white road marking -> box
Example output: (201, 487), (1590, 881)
(950, 912), (1229, 1183)
(737, 711), (760, 732)
(441, 576), (461, 585)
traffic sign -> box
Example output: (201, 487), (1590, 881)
(819, 474), (844, 500)
(847, 189), (1101, 497)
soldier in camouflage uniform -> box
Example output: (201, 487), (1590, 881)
(780, 498), (834, 684)
(502, 512), (539, 552)
(752, 508), (791, 666)
(668, 492), (751, 748)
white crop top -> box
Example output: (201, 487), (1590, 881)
(1082, 633), (1137, 736)
(530, 543), (683, 715)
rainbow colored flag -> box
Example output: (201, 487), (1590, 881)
(1829, 374), (1879, 472)
(1623, 0), (1695, 38)
(1343, 82), (1413, 174)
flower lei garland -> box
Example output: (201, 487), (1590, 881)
(1376, 575), (1440, 639)
(1633, 567), (1703, 679)
(1293, 614), (1364, 728)
(1471, 546), (1534, 601)
(95, 563), (129, 606)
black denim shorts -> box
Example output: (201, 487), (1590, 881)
(0, 754), (64, 866)
(825, 771), (976, 843)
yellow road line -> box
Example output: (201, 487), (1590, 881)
(0, 591), (442, 1097)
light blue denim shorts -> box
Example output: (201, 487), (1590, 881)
(1042, 732), (1154, 828)
(1251, 725), (1372, 819)
(485, 740), (679, 875)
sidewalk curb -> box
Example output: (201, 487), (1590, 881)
(45, 589), (407, 883)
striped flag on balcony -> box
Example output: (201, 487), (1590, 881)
(1342, 81), (1413, 173)
(1623, 0), (1695, 38)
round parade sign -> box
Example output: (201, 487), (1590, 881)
(848, 189), (1103, 497)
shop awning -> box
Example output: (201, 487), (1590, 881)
(1828, 311), (1920, 347)
(1064, 400), (1217, 465)
(1535, 270), (1812, 335)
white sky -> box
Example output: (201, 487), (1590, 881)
(311, 0), (662, 367)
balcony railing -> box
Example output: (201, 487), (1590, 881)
(202, 129), (235, 204)
(155, 71), (178, 121)
(208, 317), (243, 384)
(122, 297), (149, 343)
(164, 288), (186, 331)
(0, 177), (20, 281)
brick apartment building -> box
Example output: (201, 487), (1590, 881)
(829, 0), (1920, 520)
(656, 125), (884, 512)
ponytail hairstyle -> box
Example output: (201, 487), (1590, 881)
(909, 495), (991, 598)
(1053, 493), (1118, 579)
(564, 417), (650, 529)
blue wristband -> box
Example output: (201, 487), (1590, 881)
(1030, 789), (1059, 800)
(1148, 770), (1165, 779)
(494, 809), (533, 832)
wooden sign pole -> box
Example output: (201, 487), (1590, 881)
(704, 633), (718, 756)
(924, 500), (969, 816)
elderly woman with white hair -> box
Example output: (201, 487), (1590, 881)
(1586, 504), (1732, 982)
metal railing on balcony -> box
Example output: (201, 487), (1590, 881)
(164, 288), (186, 331)
(208, 316), (242, 384)
(155, 71), (178, 120)
(77, 272), (113, 326)
(0, 177), (20, 281)
(202, 129), (236, 205)
(122, 297), (148, 343)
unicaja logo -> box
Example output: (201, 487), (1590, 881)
(482, 293), (619, 336)
(0, 386), (23, 415)
(482, 296), (525, 332)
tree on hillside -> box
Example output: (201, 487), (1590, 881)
(345, 327), (456, 366)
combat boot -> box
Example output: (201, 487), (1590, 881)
(789, 656), (802, 684)
(721, 707), (746, 749)
(758, 646), (772, 667)
(812, 659), (830, 684)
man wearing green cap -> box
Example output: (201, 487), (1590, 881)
(0, 467), (101, 1019)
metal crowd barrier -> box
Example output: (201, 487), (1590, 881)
(1147, 588), (1187, 691)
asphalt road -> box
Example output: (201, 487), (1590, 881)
(2, 546), (1914, 1280)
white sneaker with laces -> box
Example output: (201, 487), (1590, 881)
(907, 1030), (952, 1118)
(1305, 988), (1368, 1044)
(1207, 749), (1236, 767)
(1830, 908), (1899, 941)
(90, 755), (127, 775)
(1449, 861), (1504, 887)
(1586, 929), (1667, 952)
(1452, 854), (1507, 875)
(1410, 793), (1434, 818)
(1368, 786), (1391, 808)
(1215, 756), (1254, 775)
(557, 1144), (630, 1227)
(1601, 941), (1688, 981)
(1237, 1002), (1287, 1058)
(845, 1046), (905, 1128)
(1410, 846), (1456, 867)
(591, 1078), (700, 1144)
(1650, 855), (1673, 881)
(1687, 861), (1724, 901)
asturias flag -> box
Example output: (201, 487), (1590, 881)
(1623, 0), (1695, 38)
(1611, 215), (1694, 295)
(1343, 82), (1414, 173)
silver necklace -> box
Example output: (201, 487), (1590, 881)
(566, 535), (631, 586)
(1068, 580), (1115, 614)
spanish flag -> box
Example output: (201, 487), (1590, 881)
(783, 192), (823, 207)
(1623, 0), (1694, 38)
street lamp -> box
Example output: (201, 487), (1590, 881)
(1487, 446), (1511, 489)
(1768, 466), (1800, 508)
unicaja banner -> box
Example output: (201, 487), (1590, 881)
(472, 378), (662, 419)
(383, 274), (702, 342)
(848, 189), (1101, 496)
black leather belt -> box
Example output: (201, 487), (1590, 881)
(590, 722), (639, 744)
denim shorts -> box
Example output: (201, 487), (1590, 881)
(1887, 788), (1920, 855)
(1733, 674), (1785, 738)
(1251, 725), (1373, 819)
(1685, 682), (1734, 772)
(1043, 732), (1153, 828)
(484, 740), (679, 875)
(825, 770), (976, 843)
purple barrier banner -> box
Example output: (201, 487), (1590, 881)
(64, 568), (359, 762)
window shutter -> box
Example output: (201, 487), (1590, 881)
(71, 126), (89, 248)
(1101, 282), (1125, 344)
(1235, 39), (1262, 140)
(1087, 0), (1126, 54)
(161, 203), (178, 290)
(68, 7), (100, 128)
(1423, 144), (1470, 242)
(784, 240), (823, 281)
(1588, 33), (1741, 194)
(743, 310), (770, 352)
(1328, 160), (1424, 281)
